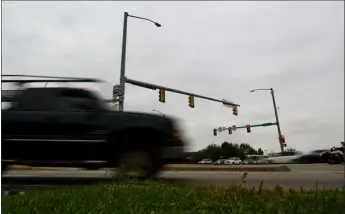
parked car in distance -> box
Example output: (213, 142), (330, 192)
(242, 159), (257, 165)
(213, 159), (227, 165)
(224, 157), (242, 165)
(197, 159), (213, 164)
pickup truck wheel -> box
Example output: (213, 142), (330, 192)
(118, 150), (159, 179)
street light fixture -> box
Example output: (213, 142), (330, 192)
(152, 109), (165, 117)
(127, 14), (162, 27)
(250, 88), (284, 153)
(118, 12), (161, 112)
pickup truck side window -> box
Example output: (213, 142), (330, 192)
(56, 90), (103, 112)
(12, 88), (57, 111)
(11, 88), (110, 112)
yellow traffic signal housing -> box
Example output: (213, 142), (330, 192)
(232, 106), (238, 116)
(188, 95), (195, 108)
(159, 88), (165, 103)
(228, 127), (232, 135)
(246, 125), (251, 133)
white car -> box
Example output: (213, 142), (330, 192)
(224, 157), (242, 165)
(198, 159), (213, 164)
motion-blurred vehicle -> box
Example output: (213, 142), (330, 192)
(1, 75), (186, 179)
(320, 147), (344, 165)
(224, 157), (242, 165)
(257, 158), (270, 164)
(242, 159), (257, 164)
(245, 154), (266, 163)
(264, 151), (303, 164)
(197, 159), (213, 164)
(292, 150), (328, 164)
(213, 159), (227, 165)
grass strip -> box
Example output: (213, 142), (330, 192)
(2, 179), (344, 214)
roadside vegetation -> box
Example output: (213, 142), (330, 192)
(188, 142), (297, 163)
(2, 173), (344, 214)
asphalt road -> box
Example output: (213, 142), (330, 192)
(2, 164), (344, 193)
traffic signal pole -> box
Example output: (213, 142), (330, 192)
(270, 88), (284, 153)
(116, 12), (240, 112)
(214, 121), (287, 150)
(125, 77), (240, 107)
(118, 12), (162, 112)
(118, 12), (128, 112)
(250, 88), (284, 153)
(213, 122), (277, 136)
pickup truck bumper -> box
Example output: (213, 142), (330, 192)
(161, 138), (186, 164)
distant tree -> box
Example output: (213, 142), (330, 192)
(266, 150), (277, 157)
(219, 142), (231, 158)
(192, 142), (268, 162)
(205, 144), (223, 160)
(257, 148), (264, 155)
(221, 142), (230, 154)
(192, 144), (223, 162)
(239, 143), (258, 155)
(237, 149), (246, 160)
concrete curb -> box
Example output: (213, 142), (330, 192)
(7, 165), (291, 172)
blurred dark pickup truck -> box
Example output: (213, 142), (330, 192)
(1, 87), (186, 178)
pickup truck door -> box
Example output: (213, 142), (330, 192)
(48, 92), (110, 162)
(2, 88), (111, 165)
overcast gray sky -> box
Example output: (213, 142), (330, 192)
(2, 1), (344, 153)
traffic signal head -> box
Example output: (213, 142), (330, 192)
(213, 129), (217, 136)
(188, 95), (195, 108)
(228, 127), (232, 135)
(246, 125), (251, 133)
(232, 106), (238, 116)
(280, 135), (286, 143)
(159, 88), (165, 103)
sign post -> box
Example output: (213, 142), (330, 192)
(113, 84), (125, 102)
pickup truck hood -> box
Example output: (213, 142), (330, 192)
(105, 111), (176, 137)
